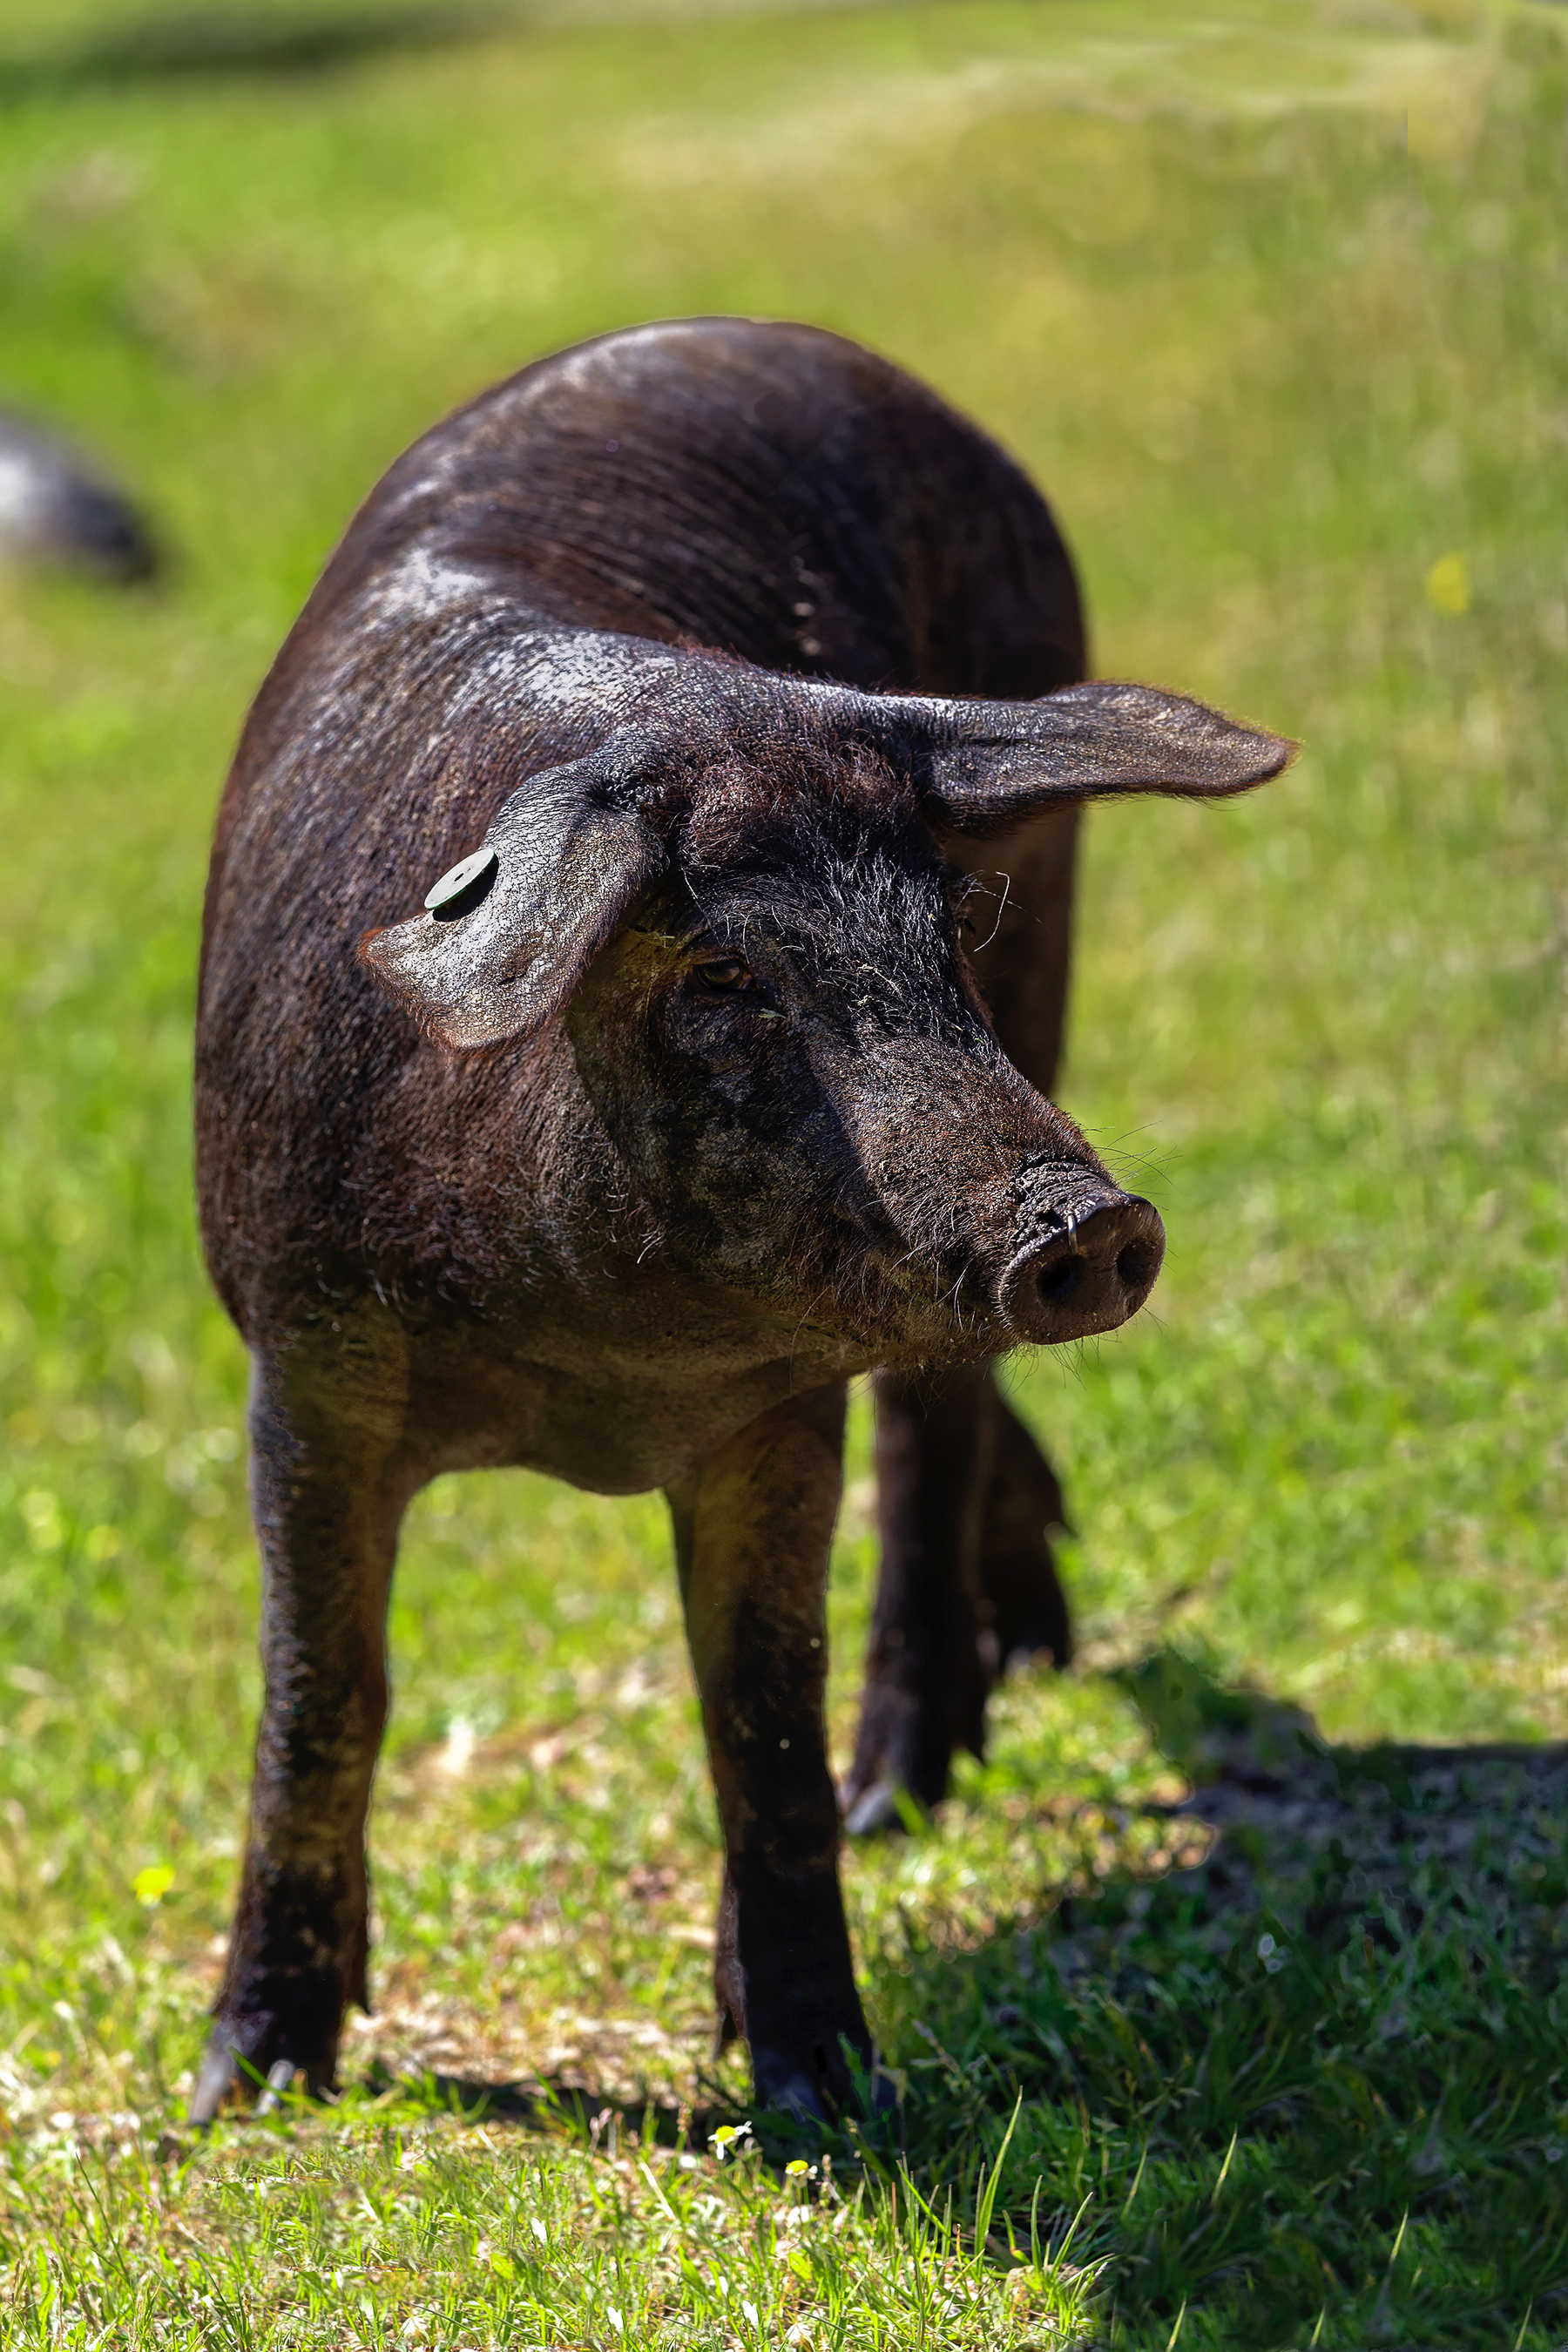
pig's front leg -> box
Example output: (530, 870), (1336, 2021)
(666, 1383), (876, 2118)
(190, 1330), (413, 2123)
(842, 1367), (1071, 1834)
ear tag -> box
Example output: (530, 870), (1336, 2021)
(424, 845), (498, 919)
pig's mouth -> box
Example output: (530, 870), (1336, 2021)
(774, 1150), (1165, 1366)
(995, 1165), (1166, 1347)
(796, 1179), (1165, 1365)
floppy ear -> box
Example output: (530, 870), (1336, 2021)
(880, 679), (1294, 837)
(359, 762), (666, 1049)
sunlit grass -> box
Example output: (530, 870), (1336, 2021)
(4, 0), (1568, 2341)
(2, 2111), (1105, 2349)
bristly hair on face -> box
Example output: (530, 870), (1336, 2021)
(675, 726), (919, 866)
(671, 731), (962, 995)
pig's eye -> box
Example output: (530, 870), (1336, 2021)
(694, 955), (752, 994)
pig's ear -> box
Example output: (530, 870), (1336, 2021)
(359, 770), (666, 1049)
(889, 680), (1294, 837)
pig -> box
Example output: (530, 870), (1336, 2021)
(191, 318), (1290, 2123)
(0, 409), (155, 582)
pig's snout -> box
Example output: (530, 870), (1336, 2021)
(998, 1193), (1166, 1345)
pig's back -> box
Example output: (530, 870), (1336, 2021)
(296, 317), (1084, 701)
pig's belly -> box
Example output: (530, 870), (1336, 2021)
(408, 1329), (860, 1496)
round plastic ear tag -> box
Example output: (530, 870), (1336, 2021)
(424, 845), (497, 916)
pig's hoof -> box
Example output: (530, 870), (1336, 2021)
(188, 2031), (330, 2126)
(188, 2035), (247, 2126)
(842, 1777), (928, 1837)
(753, 2058), (827, 2122)
(254, 2058), (307, 2116)
(752, 2035), (892, 2124)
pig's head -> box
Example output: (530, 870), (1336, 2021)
(361, 654), (1291, 1366)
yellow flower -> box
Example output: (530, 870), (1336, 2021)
(133, 1864), (174, 1907)
(1426, 552), (1470, 615)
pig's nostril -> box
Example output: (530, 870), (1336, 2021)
(1116, 1238), (1160, 1292)
(1035, 1255), (1083, 1305)
(998, 1193), (1166, 1346)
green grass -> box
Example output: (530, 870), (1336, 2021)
(5, 0), (1568, 2340)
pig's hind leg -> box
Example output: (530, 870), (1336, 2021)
(975, 1389), (1073, 1673)
(666, 1383), (880, 2118)
(842, 1372), (1071, 1831)
(844, 809), (1078, 1832)
(190, 1323), (416, 2123)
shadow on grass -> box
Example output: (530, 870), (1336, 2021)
(364, 2063), (728, 2151)
(851, 1651), (1568, 2348)
(0, 3), (517, 97)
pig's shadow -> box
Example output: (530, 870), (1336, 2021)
(362, 2070), (719, 2146)
(1107, 1645), (1568, 1930)
(383, 1649), (1568, 2146)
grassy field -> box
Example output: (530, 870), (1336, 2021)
(4, 0), (1568, 2341)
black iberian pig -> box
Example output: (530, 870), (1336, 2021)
(193, 318), (1290, 2121)
(0, 409), (156, 581)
